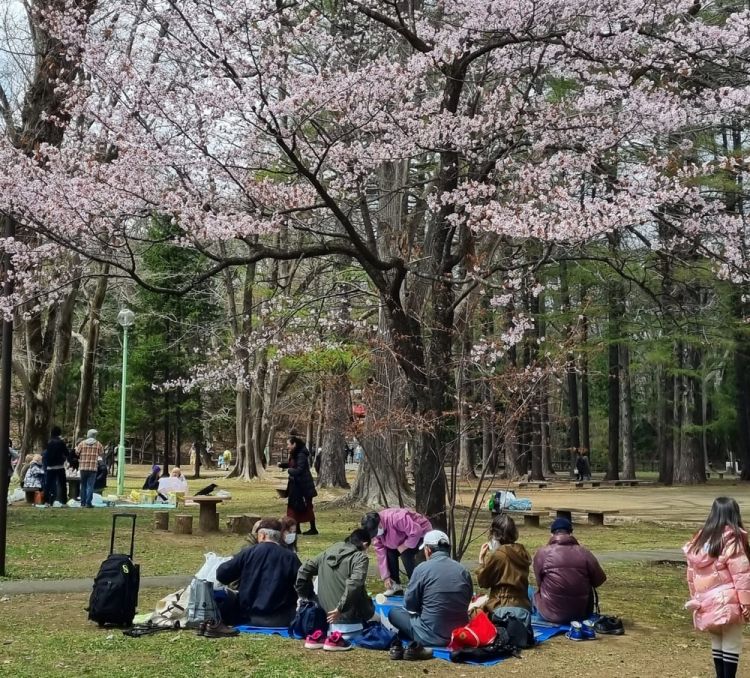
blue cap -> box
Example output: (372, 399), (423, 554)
(550, 517), (573, 533)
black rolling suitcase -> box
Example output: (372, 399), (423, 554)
(87, 513), (140, 627)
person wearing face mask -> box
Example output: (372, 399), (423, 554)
(387, 530), (473, 660)
(281, 516), (298, 552)
(361, 509), (432, 596)
(476, 514), (532, 631)
(295, 528), (375, 626)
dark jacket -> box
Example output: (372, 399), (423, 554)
(296, 541), (374, 624)
(533, 533), (607, 623)
(142, 472), (160, 490)
(476, 542), (532, 612)
(94, 458), (107, 491)
(404, 551), (473, 647)
(45, 437), (69, 468)
(286, 446), (317, 502)
(216, 541), (301, 624)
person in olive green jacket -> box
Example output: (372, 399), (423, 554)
(476, 514), (533, 629)
(295, 528), (375, 624)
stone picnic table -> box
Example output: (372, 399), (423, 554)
(187, 496), (226, 532)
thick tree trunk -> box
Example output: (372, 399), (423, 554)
(620, 344), (635, 479)
(657, 366), (675, 484)
(318, 372), (350, 488)
(73, 268), (108, 442)
(673, 345), (706, 484)
(559, 261), (580, 476)
(605, 260), (623, 480)
(733, 293), (750, 480)
(348, 323), (412, 506)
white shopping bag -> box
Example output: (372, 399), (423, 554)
(194, 552), (231, 588)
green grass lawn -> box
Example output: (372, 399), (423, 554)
(0, 562), (711, 678)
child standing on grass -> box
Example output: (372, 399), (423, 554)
(685, 497), (750, 678)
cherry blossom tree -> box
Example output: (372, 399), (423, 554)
(2, 0), (750, 521)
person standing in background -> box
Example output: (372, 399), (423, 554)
(76, 429), (103, 508)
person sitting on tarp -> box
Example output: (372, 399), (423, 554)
(387, 530), (472, 655)
(476, 513), (533, 635)
(142, 465), (161, 491)
(533, 518), (607, 624)
(157, 466), (189, 499)
(215, 517), (301, 627)
(296, 528), (375, 626)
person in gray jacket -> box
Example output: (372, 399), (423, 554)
(388, 530), (473, 653)
(296, 528), (375, 624)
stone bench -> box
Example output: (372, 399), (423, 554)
(706, 471), (725, 480)
(495, 509), (547, 528)
(516, 481), (548, 489)
(571, 481), (602, 488)
(553, 508), (620, 526)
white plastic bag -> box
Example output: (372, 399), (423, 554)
(215, 489), (232, 499)
(7, 488), (24, 504)
(194, 552), (231, 588)
(494, 490), (516, 509)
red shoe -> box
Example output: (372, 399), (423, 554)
(304, 629), (325, 649)
(323, 631), (353, 652)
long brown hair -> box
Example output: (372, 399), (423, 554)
(691, 496), (749, 558)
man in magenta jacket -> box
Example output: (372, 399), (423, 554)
(362, 508), (432, 596)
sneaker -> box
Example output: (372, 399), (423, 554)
(582, 620), (597, 640)
(323, 631), (352, 652)
(196, 621), (207, 637)
(383, 584), (404, 597)
(594, 615), (625, 636)
(304, 629), (325, 649)
(389, 639), (404, 660)
(403, 642), (433, 661)
(203, 619), (239, 638)
(566, 621), (585, 641)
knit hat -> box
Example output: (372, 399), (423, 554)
(550, 517), (573, 533)
(152, 465), (161, 474)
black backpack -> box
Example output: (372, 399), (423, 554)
(494, 611), (535, 648)
(288, 600), (328, 639)
(88, 513), (140, 627)
(450, 625), (520, 663)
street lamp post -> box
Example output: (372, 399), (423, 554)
(116, 308), (135, 496)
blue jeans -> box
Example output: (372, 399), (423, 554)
(79, 470), (96, 507)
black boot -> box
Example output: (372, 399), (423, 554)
(303, 520), (319, 536)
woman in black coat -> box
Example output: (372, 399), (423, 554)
(279, 436), (318, 535)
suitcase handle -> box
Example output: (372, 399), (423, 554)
(111, 512), (137, 558)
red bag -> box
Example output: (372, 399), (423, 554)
(448, 610), (497, 650)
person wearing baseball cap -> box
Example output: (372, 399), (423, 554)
(532, 517), (607, 624)
(387, 529), (473, 660)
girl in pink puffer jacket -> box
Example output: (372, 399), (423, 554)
(684, 497), (750, 678)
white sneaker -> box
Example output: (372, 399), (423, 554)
(383, 584), (404, 597)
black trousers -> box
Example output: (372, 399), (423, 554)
(385, 547), (424, 585)
(45, 468), (67, 504)
(217, 590), (295, 628)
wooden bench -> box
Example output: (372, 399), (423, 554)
(497, 510), (547, 528)
(516, 481), (548, 489)
(706, 470), (726, 480)
(608, 480), (639, 487)
(553, 508), (620, 526)
(571, 481), (602, 488)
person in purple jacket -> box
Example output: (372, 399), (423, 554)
(533, 517), (607, 623)
(361, 508), (432, 596)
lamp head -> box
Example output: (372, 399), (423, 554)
(117, 308), (135, 328)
